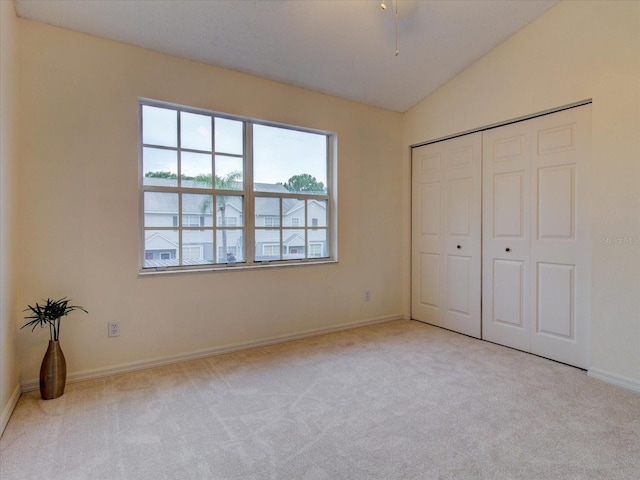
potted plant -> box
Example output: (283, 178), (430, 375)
(21, 297), (88, 399)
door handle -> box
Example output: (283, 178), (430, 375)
(505, 247), (511, 252)
(457, 245), (461, 249)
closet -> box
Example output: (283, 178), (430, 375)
(411, 104), (591, 368)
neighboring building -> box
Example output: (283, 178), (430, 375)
(143, 179), (328, 267)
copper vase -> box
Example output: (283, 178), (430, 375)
(40, 340), (66, 400)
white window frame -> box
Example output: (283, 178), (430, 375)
(139, 98), (336, 273)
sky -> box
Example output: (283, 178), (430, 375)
(141, 105), (328, 188)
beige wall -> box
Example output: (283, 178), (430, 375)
(403, 1), (640, 385)
(14, 19), (403, 385)
(0, 0), (20, 433)
(4, 0), (639, 421)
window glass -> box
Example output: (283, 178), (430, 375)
(253, 125), (327, 194)
(181, 194), (212, 227)
(308, 199), (328, 227)
(144, 229), (179, 268)
(181, 112), (212, 152)
(216, 195), (243, 227)
(284, 229), (305, 260)
(144, 192), (178, 227)
(141, 101), (333, 271)
(215, 118), (243, 155)
(181, 152), (212, 187)
(142, 106), (177, 148)
(143, 148), (178, 187)
(183, 230), (213, 265)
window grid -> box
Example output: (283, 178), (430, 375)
(140, 99), (334, 272)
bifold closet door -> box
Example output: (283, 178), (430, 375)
(411, 133), (481, 338)
(482, 105), (591, 368)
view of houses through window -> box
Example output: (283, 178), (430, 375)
(140, 100), (334, 270)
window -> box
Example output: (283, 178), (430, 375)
(308, 243), (323, 257)
(183, 245), (203, 260)
(262, 244), (280, 257)
(140, 99), (334, 271)
(184, 215), (205, 227)
(218, 216), (237, 227)
(264, 216), (280, 227)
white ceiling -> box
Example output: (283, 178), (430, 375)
(13, 0), (559, 112)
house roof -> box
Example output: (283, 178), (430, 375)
(144, 180), (325, 216)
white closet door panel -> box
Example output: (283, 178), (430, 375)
(537, 262), (574, 338)
(483, 105), (591, 368)
(483, 122), (532, 351)
(443, 134), (482, 338)
(419, 253), (441, 309)
(412, 145), (445, 326)
(530, 106), (591, 368)
(447, 255), (471, 314)
(412, 133), (481, 338)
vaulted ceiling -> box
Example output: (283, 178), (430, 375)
(13, 0), (559, 112)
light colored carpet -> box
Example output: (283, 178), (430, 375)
(1, 320), (639, 480)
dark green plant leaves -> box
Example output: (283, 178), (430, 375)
(21, 297), (88, 341)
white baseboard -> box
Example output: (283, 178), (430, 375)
(588, 368), (640, 393)
(21, 314), (404, 392)
(0, 383), (21, 438)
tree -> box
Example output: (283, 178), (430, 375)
(145, 171), (178, 179)
(144, 172), (214, 185)
(283, 174), (325, 194)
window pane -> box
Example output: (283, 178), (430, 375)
(144, 192), (178, 227)
(216, 230), (244, 263)
(284, 229), (305, 260)
(215, 157), (243, 190)
(308, 199), (328, 227)
(215, 118), (243, 155)
(283, 198), (304, 226)
(183, 229), (213, 265)
(182, 193), (212, 226)
(181, 151), (212, 187)
(143, 148), (178, 187)
(308, 229), (328, 258)
(215, 155), (244, 190)
(142, 105), (177, 147)
(216, 195), (243, 227)
(255, 197), (280, 226)
(144, 229), (178, 267)
(253, 124), (327, 194)
(180, 111), (212, 151)
(255, 229), (280, 261)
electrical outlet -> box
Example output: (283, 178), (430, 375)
(364, 290), (371, 301)
(108, 322), (120, 337)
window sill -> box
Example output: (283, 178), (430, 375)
(138, 259), (338, 276)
